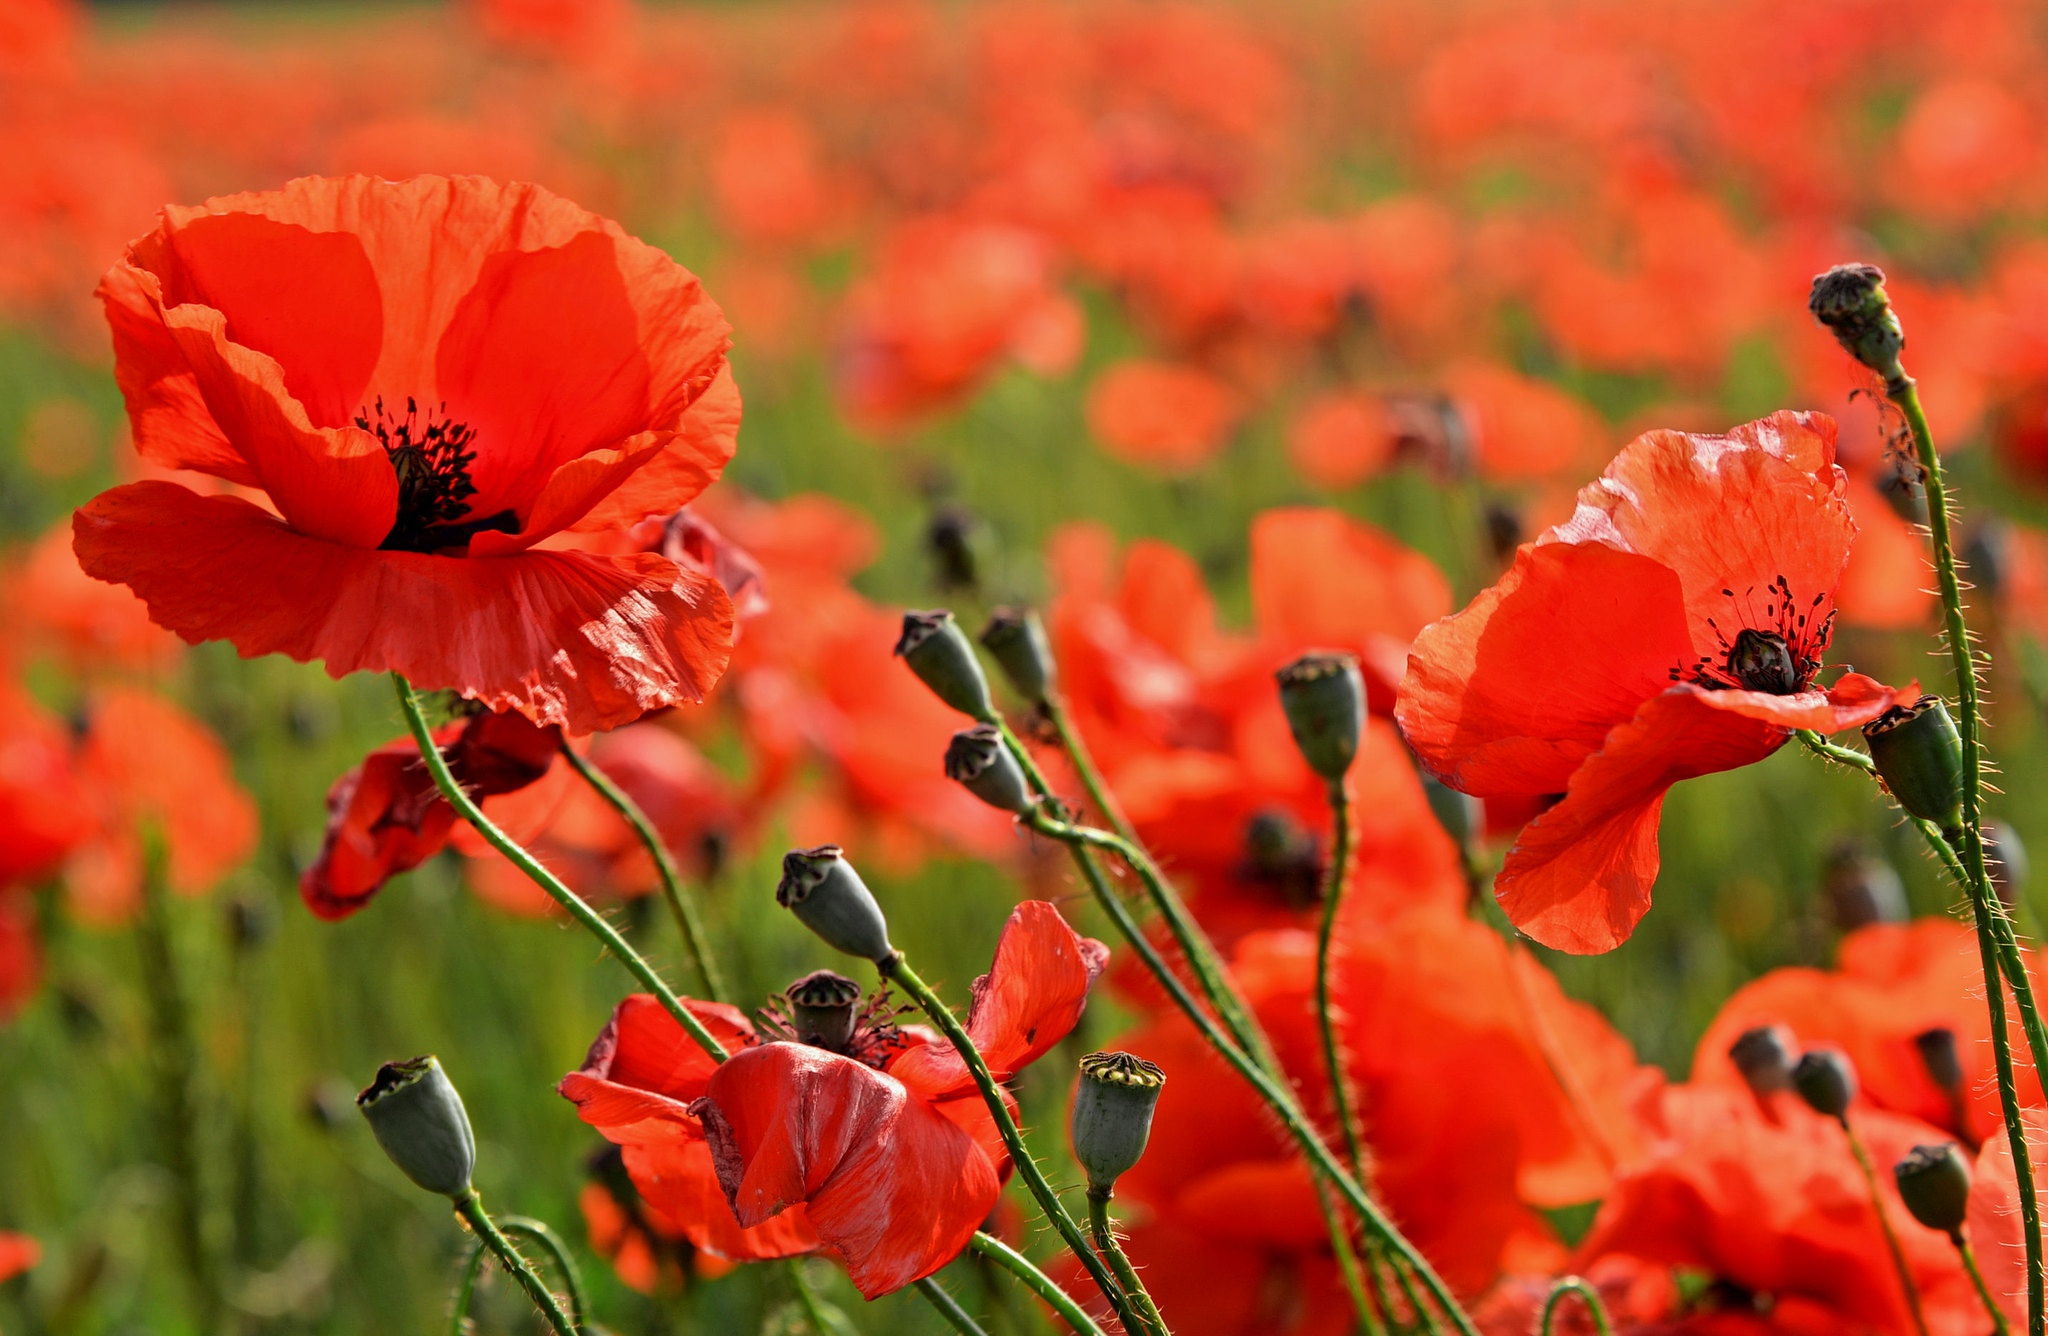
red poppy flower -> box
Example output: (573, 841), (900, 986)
(1085, 360), (1239, 472)
(0, 683), (91, 892)
(0, 895), (41, 1024)
(1398, 412), (1913, 953)
(0, 1231), (39, 1283)
(561, 901), (1107, 1297)
(73, 175), (739, 734)
(301, 707), (567, 920)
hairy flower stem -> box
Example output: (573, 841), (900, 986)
(878, 950), (1141, 1331)
(1841, 1122), (1929, 1336)
(1087, 1189), (1170, 1336)
(1958, 1231), (2017, 1336)
(448, 1215), (589, 1336)
(1043, 693), (1140, 845)
(915, 1277), (993, 1336)
(969, 1232), (1110, 1336)
(1317, 777), (1369, 1179)
(1537, 1277), (1614, 1336)
(556, 741), (727, 1002)
(452, 1191), (579, 1335)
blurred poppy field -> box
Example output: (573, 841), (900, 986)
(16, 0), (2048, 1333)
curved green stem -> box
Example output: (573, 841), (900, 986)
(449, 1237), (491, 1336)
(968, 1232), (1110, 1336)
(453, 1190), (579, 1335)
(1087, 1190), (1169, 1336)
(1960, 1231), (2018, 1336)
(1042, 692), (1140, 846)
(1842, 1123), (1929, 1336)
(1316, 776), (1369, 1180)
(1538, 1276), (1613, 1336)
(557, 741), (727, 1002)
(916, 1277), (994, 1336)
(392, 675), (729, 1063)
(499, 1216), (588, 1332)
(879, 951), (1138, 1331)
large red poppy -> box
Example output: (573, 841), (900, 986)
(1398, 412), (1912, 953)
(73, 175), (739, 734)
(560, 901), (1107, 1297)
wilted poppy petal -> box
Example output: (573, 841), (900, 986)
(74, 482), (734, 733)
(694, 1043), (1001, 1298)
(572, 993), (756, 1106)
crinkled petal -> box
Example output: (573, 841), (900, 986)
(571, 364), (743, 534)
(1687, 672), (1917, 733)
(571, 993), (756, 1106)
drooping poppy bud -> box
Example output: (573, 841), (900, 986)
(1070, 1051), (1166, 1194)
(980, 607), (1055, 704)
(944, 724), (1033, 814)
(777, 846), (895, 963)
(357, 1055), (476, 1199)
(1914, 1027), (1965, 1095)
(1792, 1049), (1857, 1122)
(1275, 651), (1364, 782)
(1822, 842), (1907, 931)
(1809, 263), (1907, 383)
(1893, 1142), (1972, 1237)
(1729, 1025), (1795, 1096)
(926, 503), (981, 592)
(896, 611), (997, 722)
(785, 970), (863, 1053)
(1863, 696), (1965, 833)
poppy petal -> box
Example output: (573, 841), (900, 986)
(693, 1043), (1001, 1298)
(1496, 687), (1788, 953)
(73, 482), (734, 733)
(571, 365), (743, 534)
(571, 993), (756, 1106)
(1684, 672), (1917, 733)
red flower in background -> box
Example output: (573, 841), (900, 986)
(561, 902), (1106, 1297)
(1086, 360), (1239, 472)
(74, 175), (739, 734)
(0, 683), (92, 893)
(5, 522), (180, 675)
(1399, 412), (1913, 953)
(0, 1232), (39, 1283)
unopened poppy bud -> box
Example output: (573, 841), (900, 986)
(1823, 843), (1907, 931)
(980, 607), (1055, 703)
(777, 846), (894, 963)
(1914, 1027), (1965, 1094)
(357, 1055), (475, 1198)
(1792, 1049), (1857, 1121)
(1809, 263), (1907, 383)
(1729, 1025), (1795, 1096)
(1071, 1051), (1166, 1193)
(944, 724), (1033, 814)
(1275, 652), (1364, 782)
(1421, 771), (1483, 852)
(1863, 696), (1965, 832)
(785, 970), (863, 1052)
(1986, 821), (2029, 910)
(1893, 1142), (1972, 1236)
(896, 610), (996, 722)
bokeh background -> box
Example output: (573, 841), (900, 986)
(8, 0), (2048, 1331)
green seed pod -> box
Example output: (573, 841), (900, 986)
(357, 1056), (476, 1199)
(785, 970), (863, 1053)
(1420, 771), (1483, 853)
(896, 610), (996, 722)
(1809, 263), (1907, 383)
(1728, 1025), (1795, 1096)
(1274, 651), (1364, 783)
(1914, 1027), (1964, 1095)
(944, 724), (1033, 814)
(1863, 696), (1965, 831)
(1792, 1049), (1857, 1121)
(1070, 1051), (1166, 1193)
(1893, 1142), (1972, 1237)
(980, 607), (1056, 704)
(777, 846), (895, 963)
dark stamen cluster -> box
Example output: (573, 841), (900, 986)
(1669, 573), (1833, 696)
(360, 397), (516, 553)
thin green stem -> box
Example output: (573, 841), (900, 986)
(452, 1191), (579, 1335)
(391, 675), (728, 1063)
(1537, 1277), (1614, 1336)
(1317, 776), (1369, 1181)
(557, 741), (727, 1002)
(449, 1238), (491, 1336)
(1960, 1231), (2017, 1336)
(879, 952), (1138, 1331)
(1843, 1124), (1929, 1336)
(1087, 1190), (1169, 1336)
(499, 1217), (588, 1332)
(1042, 693), (1139, 846)
(1792, 728), (1874, 772)
(1316, 1181), (1385, 1336)
(915, 1277), (994, 1336)
(968, 1232), (1110, 1336)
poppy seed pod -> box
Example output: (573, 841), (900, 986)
(357, 1055), (475, 1198)
(785, 970), (863, 1053)
(1729, 1025), (1795, 1096)
(1275, 651), (1364, 782)
(777, 846), (894, 963)
(980, 607), (1055, 704)
(1809, 263), (1906, 383)
(1792, 1049), (1857, 1121)
(944, 724), (1033, 814)
(1893, 1142), (1972, 1237)
(1914, 1027), (1965, 1095)
(896, 610), (996, 722)
(1863, 696), (1965, 832)
(1071, 1051), (1166, 1193)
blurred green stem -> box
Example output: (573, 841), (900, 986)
(450, 1191), (578, 1334)
(1315, 775), (1369, 1180)
(556, 741), (727, 1002)
(1841, 1122), (1929, 1336)
(1537, 1277), (1613, 1336)
(1958, 1231), (2017, 1336)
(914, 1278), (993, 1336)
(968, 1232), (1108, 1336)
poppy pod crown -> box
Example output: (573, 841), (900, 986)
(74, 174), (743, 733)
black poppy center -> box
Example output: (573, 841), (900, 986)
(1669, 575), (1833, 697)
(361, 397), (519, 553)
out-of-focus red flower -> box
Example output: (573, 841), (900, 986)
(1399, 412), (1912, 953)
(0, 1231), (39, 1282)
(1894, 78), (2034, 224)
(0, 896), (41, 1024)
(466, 0), (633, 56)
(709, 108), (836, 251)
(562, 902), (1107, 1297)
(1474, 1256), (1678, 1336)
(0, 684), (91, 892)
(1086, 359), (1238, 472)
(74, 175), (738, 734)
(6, 521), (180, 674)
(301, 708), (567, 920)
(0, 0), (76, 75)
(1444, 360), (1607, 482)
(1692, 918), (2044, 1147)
(1285, 391), (1393, 489)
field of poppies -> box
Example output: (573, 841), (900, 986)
(15, 0), (2048, 1334)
